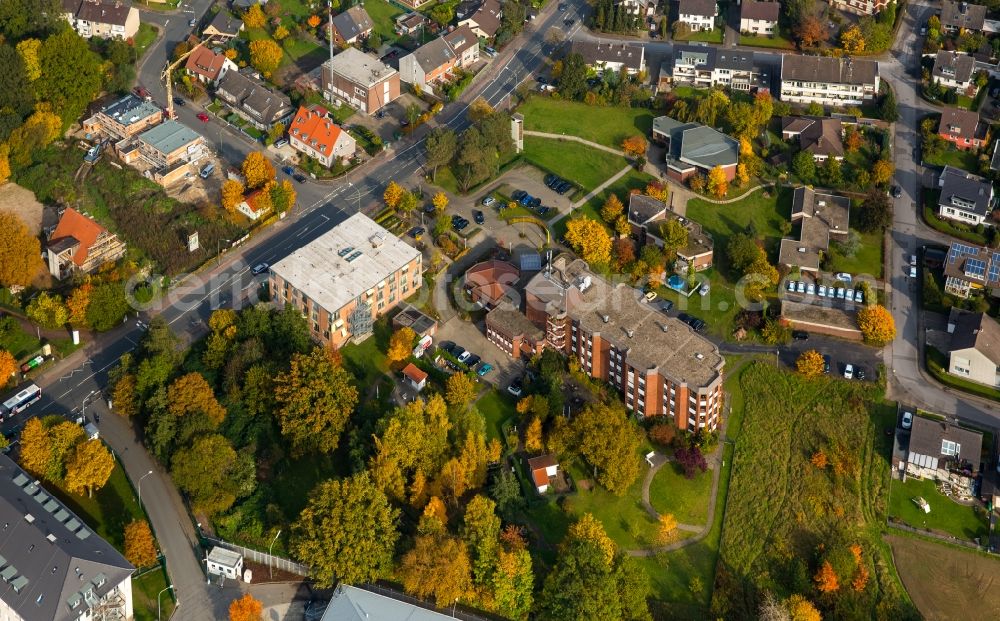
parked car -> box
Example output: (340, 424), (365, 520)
(451, 346), (467, 361)
(644, 291), (657, 302)
(699, 283), (710, 296)
(822, 354), (831, 374)
(818, 285), (827, 297)
(537, 206), (552, 217)
(556, 181), (572, 193)
(901, 410), (913, 429)
(293, 173), (307, 183)
(678, 313), (706, 332)
(408, 226), (425, 239)
(512, 190), (527, 201)
(536, 76), (548, 85)
(796, 281), (805, 293)
(482, 196), (496, 207)
(196, 112), (210, 122)
(519, 195), (533, 206)
(564, 18), (575, 26)
(507, 379), (523, 397)
(855, 367), (867, 381)
(835, 272), (852, 282)
(836, 287), (846, 299)
(250, 262), (269, 275)
(281, 165), (294, 175)
(660, 300), (674, 311)
(891, 185), (902, 198)
(477, 363), (493, 376)
(843, 364), (854, 380)
(473, 210), (485, 225)
(792, 330), (809, 341)
(545, 174), (559, 187)
(466, 354), (481, 367)
(273, 138), (288, 149)
(530, 197), (541, 209)
(173, 96), (185, 106)
(786, 280), (796, 292)
(189, 17), (196, 26)
(806, 283), (815, 295)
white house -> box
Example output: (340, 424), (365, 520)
(938, 165), (994, 226)
(527, 454), (559, 493)
(402, 363), (428, 392)
(237, 188), (273, 222)
(739, 0), (779, 35)
(678, 0), (718, 31)
(287, 105), (357, 168)
(206, 546), (244, 580)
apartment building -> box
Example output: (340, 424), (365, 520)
(739, 0), (779, 35)
(829, 0), (890, 15)
(288, 105), (357, 167)
(63, 0), (140, 40)
(82, 93), (162, 141)
(677, 0), (718, 31)
(0, 455), (134, 621)
(268, 213), (422, 348)
(398, 25), (479, 95)
(322, 48), (401, 115)
(523, 255), (725, 431)
(569, 41), (646, 75)
(652, 116), (740, 182)
(779, 55), (880, 107)
(46, 207), (127, 279)
(943, 241), (1000, 298)
(135, 120), (206, 169)
(664, 45), (765, 91)
(485, 304), (545, 360)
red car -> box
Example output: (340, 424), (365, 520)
(196, 112), (209, 122)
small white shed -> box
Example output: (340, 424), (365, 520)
(206, 546), (244, 580)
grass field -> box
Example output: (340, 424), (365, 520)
(364, 0), (407, 41)
(132, 566), (175, 621)
(712, 362), (917, 619)
(648, 461), (712, 525)
(552, 168), (655, 240)
(924, 144), (982, 171)
(738, 33), (794, 49)
(675, 28), (724, 43)
(828, 228), (884, 278)
(133, 23), (159, 58)
(0, 317), (43, 360)
(888, 477), (989, 541)
(517, 97), (656, 149)
(476, 389), (516, 444)
(45, 463), (145, 552)
(522, 136), (627, 193)
(887, 534), (1000, 621)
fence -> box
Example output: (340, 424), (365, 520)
(886, 520), (991, 553)
(200, 535), (310, 577)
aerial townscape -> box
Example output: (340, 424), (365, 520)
(7, 0), (1000, 620)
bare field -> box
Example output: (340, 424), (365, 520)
(887, 534), (1000, 621)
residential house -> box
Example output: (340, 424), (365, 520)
(185, 45), (238, 85)
(781, 116), (844, 161)
(663, 45), (767, 91)
(739, 0), (779, 35)
(401, 363), (428, 392)
(205, 547), (244, 580)
(396, 0), (431, 10)
(236, 188), (272, 221)
(455, 0), (480, 20)
(522, 255), (725, 430)
(395, 12), (428, 36)
(627, 194), (714, 271)
(779, 55), (880, 107)
(933, 51), (977, 92)
(326, 5), (374, 46)
(398, 25), (479, 94)
(322, 48), (401, 114)
(904, 415), (982, 482)
(460, 0), (502, 39)
(486, 304), (545, 360)
(569, 41), (646, 75)
(65, 0), (140, 40)
(652, 116), (740, 181)
(0, 455), (134, 621)
(232, 0), (268, 8)
(46, 207), (127, 279)
(778, 187), (851, 273)
(942, 241), (1000, 298)
(215, 70), (294, 130)
(938, 108), (990, 150)
(830, 0), (891, 15)
(134, 120), (207, 184)
(947, 310), (1000, 387)
(203, 11), (244, 39)
(527, 455), (559, 493)
(322, 584), (457, 621)
(618, 0), (656, 17)
(288, 105), (357, 167)
(677, 0), (718, 31)
(268, 213), (422, 348)
(940, 0), (988, 32)
(938, 165), (994, 226)
(82, 93), (162, 141)
(464, 259), (519, 309)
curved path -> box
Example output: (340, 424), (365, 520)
(638, 458), (702, 533)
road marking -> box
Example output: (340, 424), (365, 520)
(55, 355), (130, 400)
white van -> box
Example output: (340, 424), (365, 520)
(199, 163), (215, 178)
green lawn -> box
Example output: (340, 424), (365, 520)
(924, 144), (982, 171)
(132, 567), (175, 621)
(889, 476), (989, 541)
(922, 188), (989, 245)
(926, 346), (1000, 402)
(364, 0), (407, 41)
(476, 389), (516, 444)
(675, 28), (724, 43)
(828, 229), (884, 278)
(340, 323), (390, 387)
(517, 97), (656, 149)
(648, 461), (712, 525)
(45, 463), (145, 552)
(0, 317), (43, 360)
(552, 168), (656, 240)
(282, 35), (324, 61)
(522, 136), (627, 193)
(133, 23), (159, 58)
(738, 33), (794, 49)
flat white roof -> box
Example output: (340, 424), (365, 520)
(206, 546), (242, 568)
(271, 212), (420, 313)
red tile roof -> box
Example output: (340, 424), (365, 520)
(185, 45), (229, 82)
(402, 362), (428, 383)
(531, 468), (549, 488)
(289, 105), (346, 157)
(50, 207), (106, 267)
(241, 189), (268, 214)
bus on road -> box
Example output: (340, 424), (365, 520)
(1, 384), (41, 419)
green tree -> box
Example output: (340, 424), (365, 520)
(726, 233), (760, 273)
(489, 468), (523, 519)
(171, 434), (254, 515)
(274, 347), (359, 456)
(85, 282), (129, 331)
(369, 395), (452, 500)
(462, 495), (501, 586)
(291, 472), (399, 586)
(856, 188), (893, 233)
(558, 53), (588, 100)
(492, 530), (534, 620)
(574, 403), (641, 495)
(0, 0), (64, 41)
(36, 29), (103, 128)
(424, 128), (457, 181)
(0, 44), (35, 141)
(792, 151), (815, 182)
(658, 219), (689, 263)
(878, 86), (899, 122)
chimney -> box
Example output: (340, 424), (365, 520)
(601, 314), (610, 323)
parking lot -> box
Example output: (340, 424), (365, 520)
(433, 316), (525, 393)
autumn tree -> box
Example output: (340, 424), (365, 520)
(273, 25), (289, 40)
(565, 218), (612, 266)
(432, 191), (449, 213)
(844, 127), (863, 152)
(707, 165), (728, 198)
(795, 15), (827, 47)
(243, 3), (266, 28)
(811, 450), (828, 468)
(291, 472), (398, 586)
(249, 39), (282, 77)
(675, 445), (708, 479)
(787, 595), (822, 621)
(229, 593), (263, 621)
(600, 194), (624, 223)
(796, 350), (825, 378)
(493, 528), (534, 620)
(524, 417), (543, 453)
(645, 181), (669, 203)
(462, 495), (501, 587)
(65, 439), (114, 497)
(19, 418), (50, 478)
(840, 25), (865, 54)
(45, 421), (84, 482)
(857, 304), (895, 345)
(743, 252), (779, 301)
(221, 179), (244, 212)
(575, 403), (641, 495)
(814, 560), (839, 593)
(383, 180), (405, 208)
(387, 327), (416, 364)
(0, 350), (16, 384)
(66, 282), (92, 327)
(655, 513), (678, 546)
(274, 347), (358, 456)
(242, 152), (275, 189)
(446, 372), (478, 409)
(369, 396), (451, 501)
(621, 135), (648, 158)
(0, 145), (9, 185)
(112, 373), (139, 418)
(398, 190), (418, 215)
(0, 212), (42, 287)
(27, 292), (68, 329)
(15, 38), (41, 81)
(171, 434), (254, 515)
(307, 14), (321, 28)
(167, 372), (227, 430)
(124, 519), (158, 568)
(400, 509), (473, 607)
(871, 159), (894, 186)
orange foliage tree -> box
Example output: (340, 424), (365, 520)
(796, 350), (825, 378)
(229, 593), (264, 621)
(856, 304), (895, 345)
(124, 519), (158, 568)
(0, 350), (17, 384)
(221, 179), (245, 212)
(810, 450), (828, 469)
(645, 181), (668, 202)
(621, 135), (648, 158)
(307, 14), (321, 28)
(814, 560), (839, 593)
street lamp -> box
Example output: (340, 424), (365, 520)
(138, 470), (154, 506)
(81, 390), (98, 423)
(157, 585), (174, 621)
(268, 529), (282, 580)
(217, 238), (232, 265)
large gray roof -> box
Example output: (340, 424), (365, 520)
(950, 310), (1000, 366)
(100, 93), (160, 125)
(330, 5), (373, 40)
(740, 0), (779, 21)
(908, 415), (983, 468)
(322, 584), (455, 621)
(933, 50), (976, 84)
(324, 48), (397, 87)
(781, 55), (878, 86)
(939, 165), (994, 217)
(0, 455), (133, 621)
(137, 120), (202, 154)
(678, 0), (717, 17)
(670, 44), (753, 73)
(654, 116), (739, 170)
(941, 0), (987, 30)
(409, 37), (455, 73)
(216, 71), (293, 125)
(569, 41), (645, 72)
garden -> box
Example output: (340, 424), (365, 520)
(888, 476), (990, 541)
(517, 97), (656, 149)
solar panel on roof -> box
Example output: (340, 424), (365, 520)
(11, 473), (28, 487)
(965, 258), (986, 278)
(520, 252), (541, 271)
(990, 254), (1000, 282)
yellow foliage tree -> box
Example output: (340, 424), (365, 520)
(64, 439), (114, 498)
(123, 519), (158, 568)
(8, 103), (62, 167)
(814, 560), (839, 593)
(15, 39), (41, 81)
(840, 25), (865, 54)
(565, 218), (612, 266)
(273, 25), (289, 40)
(387, 327), (416, 364)
(221, 179), (244, 212)
(524, 417), (543, 453)
(872, 159), (894, 186)
(735, 163), (750, 187)
(707, 165), (728, 198)
(600, 194), (624, 223)
(787, 595), (822, 621)
(20, 418), (50, 478)
(856, 304), (895, 345)
(656, 513), (678, 546)
(0, 350), (15, 383)
(113, 373), (139, 418)
(229, 593), (264, 621)
(167, 372), (227, 426)
(242, 152), (275, 189)
(26, 292), (68, 328)
(0, 143), (9, 185)
(224, 48), (238, 60)
(796, 350), (825, 378)
(614, 215), (631, 238)
(568, 514), (616, 566)
(249, 39), (282, 77)
(432, 191), (449, 214)
(645, 181), (668, 202)
(445, 372), (478, 409)
(66, 282), (92, 327)
(243, 3), (266, 28)
(0, 211), (42, 287)
(621, 135), (648, 158)
(384, 180), (404, 208)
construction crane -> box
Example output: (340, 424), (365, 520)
(160, 45), (200, 119)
